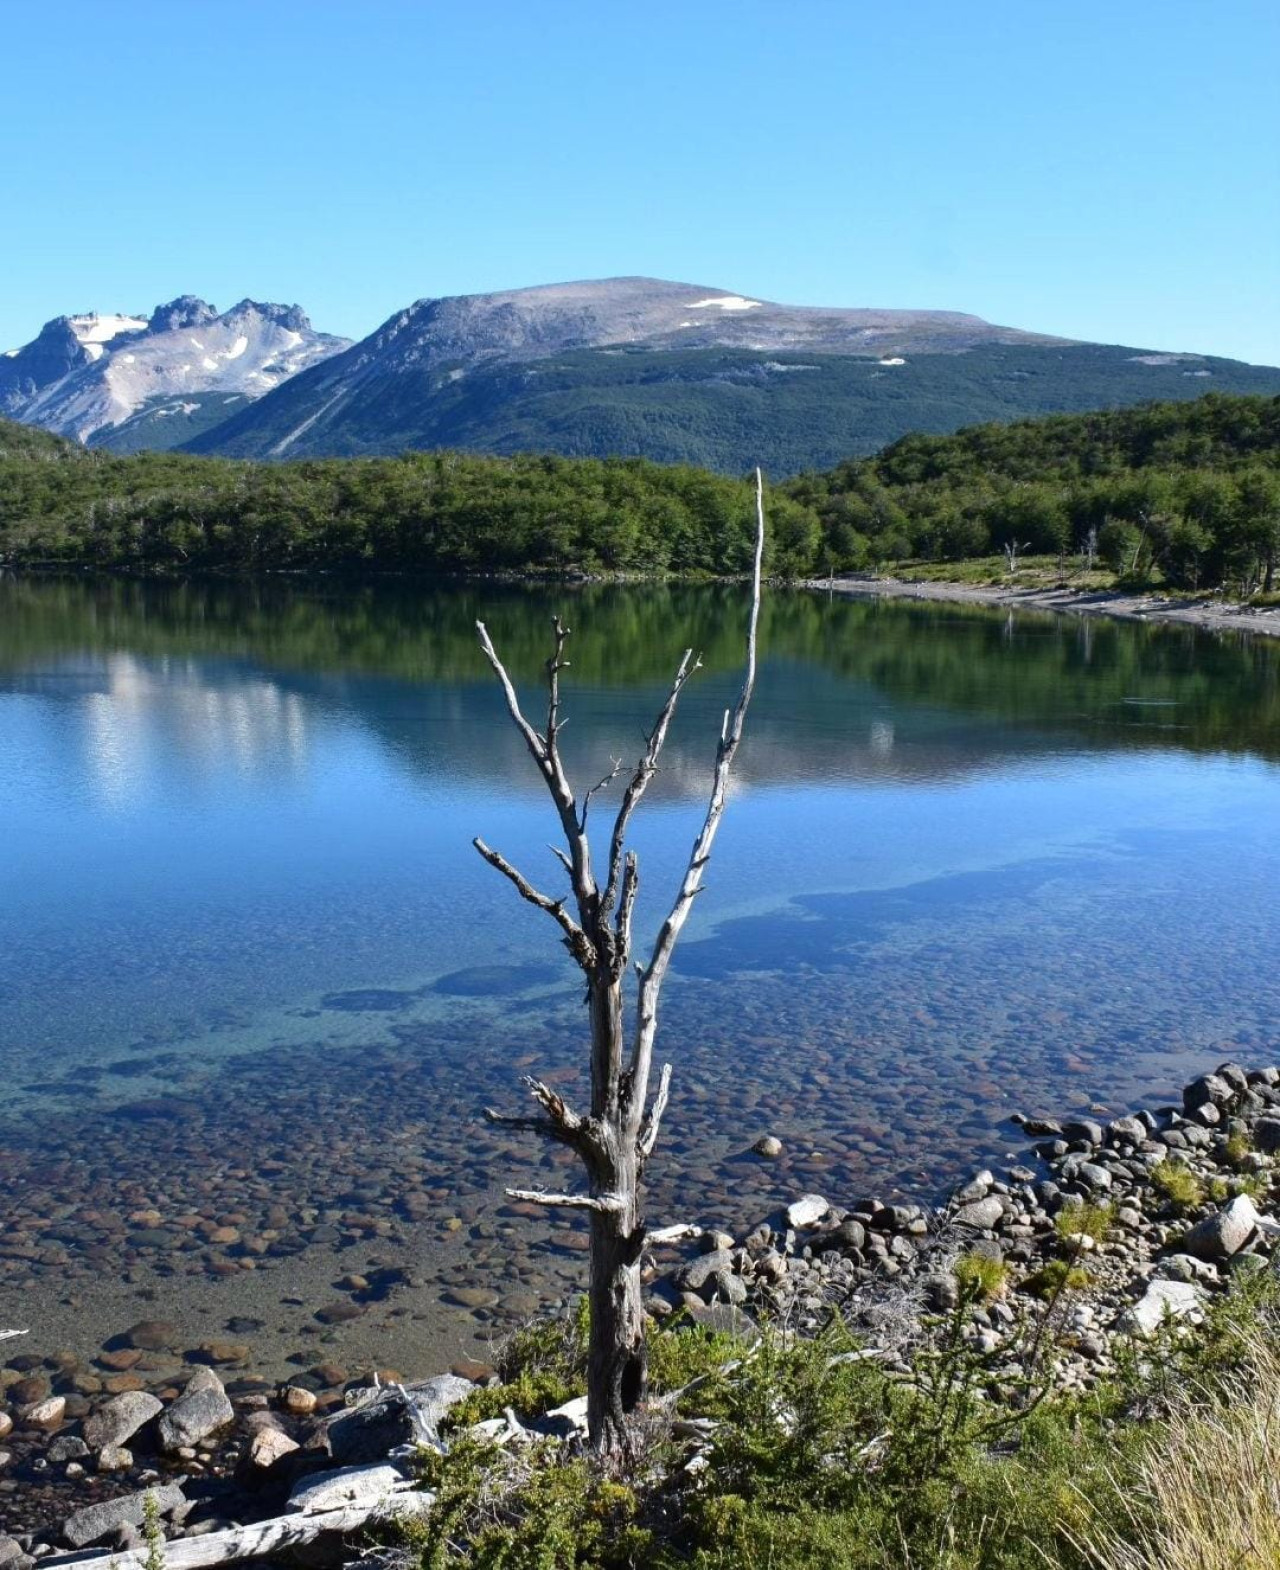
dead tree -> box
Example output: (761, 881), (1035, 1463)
(474, 470), (766, 1453)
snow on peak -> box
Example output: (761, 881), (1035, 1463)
(68, 314), (148, 346)
(684, 295), (762, 312)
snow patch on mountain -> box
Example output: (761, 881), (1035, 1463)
(685, 295), (762, 311)
(69, 314), (148, 346)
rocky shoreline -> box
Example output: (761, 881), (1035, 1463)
(805, 572), (1280, 641)
(3, 1053), (1279, 1563)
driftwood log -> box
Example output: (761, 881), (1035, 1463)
(475, 470), (766, 1450)
(42, 1489), (434, 1570)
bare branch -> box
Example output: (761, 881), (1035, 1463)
(475, 621), (547, 764)
(601, 649), (700, 916)
(483, 1108), (576, 1145)
(521, 1074), (584, 1135)
(626, 467), (766, 1129)
(638, 1061), (672, 1159)
(645, 1222), (702, 1246)
(474, 620), (598, 912)
(545, 616), (571, 749)
(472, 837), (596, 963)
(549, 844), (574, 879)
(505, 1188), (627, 1214)
(581, 758), (624, 830)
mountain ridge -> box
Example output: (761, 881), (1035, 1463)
(6, 278), (1280, 474)
(180, 277), (1280, 473)
(0, 298), (350, 451)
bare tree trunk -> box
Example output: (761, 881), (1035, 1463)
(472, 470), (766, 1453)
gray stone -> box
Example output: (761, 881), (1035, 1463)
(1183, 1074), (1233, 1112)
(326, 1376), (472, 1464)
(1254, 1118), (1280, 1153)
(953, 1198), (1003, 1230)
(712, 1270), (748, 1306)
(63, 1484), (186, 1549)
(1061, 1120), (1104, 1146)
(678, 1249), (734, 1292)
(96, 1445), (133, 1473)
(1122, 1280), (1205, 1336)
(1076, 1162), (1113, 1192)
(752, 1136), (783, 1159)
(83, 1391), (162, 1452)
(404, 1374), (474, 1430)
(1107, 1116), (1147, 1145)
(157, 1373), (233, 1454)
(46, 1437), (88, 1464)
(1183, 1194), (1266, 1261)
(288, 1463), (405, 1514)
(786, 1195), (829, 1229)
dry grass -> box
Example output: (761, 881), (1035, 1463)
(1080, 1330), (1280, 1570)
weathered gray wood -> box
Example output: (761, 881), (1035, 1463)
(42, 1490), (433, 1570)
(474, 472), (767, 1452)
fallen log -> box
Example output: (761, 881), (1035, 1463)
(41, 1489), (434, 1570)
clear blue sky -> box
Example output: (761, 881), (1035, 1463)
(6, 0), (1278, 362)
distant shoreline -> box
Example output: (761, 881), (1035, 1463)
(803, 573), (1280, 641)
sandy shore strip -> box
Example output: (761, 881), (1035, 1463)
(804, 574), (1280, 640)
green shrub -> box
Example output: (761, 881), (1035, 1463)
(953, 1252), (1010, 1300)
(1055, 1200), (1113, 1245)
(1224, 1130), (1253, 1169)
(1022, 1260), (1091, 1300)
(410, 1438), (652, 1569)
(1152, 1161), (1204, 1213)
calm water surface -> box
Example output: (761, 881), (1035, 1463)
(2, 576), (1279, 1381)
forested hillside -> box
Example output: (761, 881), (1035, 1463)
(0, 434), (820, 576)
(788, 392), (1280, 591)
(2, 394), (1278, 594)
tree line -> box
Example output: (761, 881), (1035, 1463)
(790, 391), (1280, 592)
(2, 392), (1279, 592)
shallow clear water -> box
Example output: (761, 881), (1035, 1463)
(2, 575), (1279, 1379)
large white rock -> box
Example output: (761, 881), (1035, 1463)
(786, 1195), (830, 1229)
(1122, 1279), (1205, 1336)
(1182, 1193), (1279, 1261)
(288, 1463), (406, 1514)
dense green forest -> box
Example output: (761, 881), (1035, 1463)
(2, 393), (1279, 593)
(792, 391), (1280, 592)
(0, 433), (820, 576)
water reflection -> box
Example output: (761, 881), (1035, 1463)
(1, 575), (1279, 1381)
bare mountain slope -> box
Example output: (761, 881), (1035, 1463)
(183, 278), (1280, 473)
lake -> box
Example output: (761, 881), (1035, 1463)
(2, 574), (1280, 1384)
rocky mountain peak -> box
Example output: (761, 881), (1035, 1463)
(148, 297), (219, 334)
(224, 301), (313, 333)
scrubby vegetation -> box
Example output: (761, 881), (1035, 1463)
(389, 1271), (1280, 1569)
(2, 393), (1279, 595)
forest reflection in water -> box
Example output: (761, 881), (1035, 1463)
(1, 573), (1278, 1376)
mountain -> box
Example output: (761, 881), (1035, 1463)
(181, 277), (1280, 473)
(0, 298), (350, 451)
